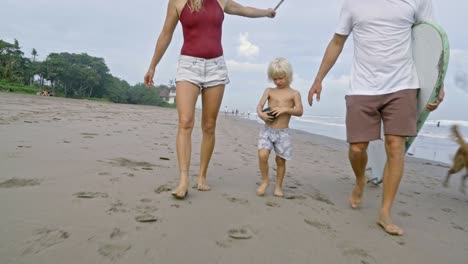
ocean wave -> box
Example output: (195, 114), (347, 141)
(426, 119), (468, 127)
(293, 118), (345, 127)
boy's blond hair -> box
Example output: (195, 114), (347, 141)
(267, 58), (293, 85)
(188, 0), (204, 12)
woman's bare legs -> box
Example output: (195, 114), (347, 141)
(197, 84), (225, 191)
(172, 81), (200, 198)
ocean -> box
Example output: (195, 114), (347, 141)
(243, 114), (468, 164)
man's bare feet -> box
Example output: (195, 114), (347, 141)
(256, 182), (269, 196)
(377, 216), (404, 236)
(197, 178), (211, 191)
(349, 177), (366, 209)
(274, 188), (284, 197)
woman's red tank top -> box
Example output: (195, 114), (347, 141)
(180, 0), (224, 59)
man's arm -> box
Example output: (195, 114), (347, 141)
(307, 33), (348, 106)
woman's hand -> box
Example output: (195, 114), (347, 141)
(265, 8), (276, 18)
(144, 69), (155, 88)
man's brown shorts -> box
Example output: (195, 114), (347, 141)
(345, 89), (418, 143)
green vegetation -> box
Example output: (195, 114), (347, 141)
(0, 39), (174, 107)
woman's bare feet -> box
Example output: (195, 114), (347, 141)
(172, 178), (189, 199)
(274, 187), (284, 197)
(256, 181), (269, 196)
(197, 177), (211, 191)
(377, 216), (404, 236)
(349, 177), (366, 209)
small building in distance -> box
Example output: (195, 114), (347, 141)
(159, 85), (176, 104)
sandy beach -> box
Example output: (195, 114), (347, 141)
(0, 92), (467, 264)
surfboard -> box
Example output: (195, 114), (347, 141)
(367, 21), (450, 185)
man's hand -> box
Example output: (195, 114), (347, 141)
(427, 85), (445, 111)
(308, 80), (322, 106)
(144, 69), (155, 88)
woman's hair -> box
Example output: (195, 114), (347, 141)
(267, 58), (293, 84)
(188, 0), (204, 12)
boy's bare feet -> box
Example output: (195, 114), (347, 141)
(348, 177), (366, 209)
(273, 188), (284, 197)
(256, 181), (269, 196)
(377, 215), (404, 236)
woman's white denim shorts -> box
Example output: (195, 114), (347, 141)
(175, 55), (230, 89)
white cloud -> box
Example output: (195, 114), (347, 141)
(226, 60), (266, 73)
(237, 32), (259, 58)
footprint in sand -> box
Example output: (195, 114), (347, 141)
(106, 200), (128, 214)
(397, 211), (412, 217)
(154, 183), (173, 194)
(341, 247), (377, 264)
(224, 195), (249, 205)
(304, 219), (333, 232)
(215, 240), (233, 248)
(0, 178), (41, 188)
(306, 191), (335, 206)
(81, 133), (99, 136)
(441, 208), (455, 214)
(109, 228), (126, 240)
(265, 201), (281, 207)
(451, 223), (465, 231)
(135, 214), (158, 223)
(228, 227), (253, 239)
(73, 192), (109, 198)
(22, 228), (70, 255)
(98, 243), (132, 261)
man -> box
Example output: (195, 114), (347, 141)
(308, 0), (445, 235)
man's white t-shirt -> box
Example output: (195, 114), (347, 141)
(336, 0), (434, 95)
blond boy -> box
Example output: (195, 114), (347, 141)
(256, 58), (303, 197)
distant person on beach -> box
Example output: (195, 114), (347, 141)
(144, 0), (276, 199)
(256, 58), (303, 197)
(308, 0), (445, 235)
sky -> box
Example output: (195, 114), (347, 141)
(1, 0), (467, 120)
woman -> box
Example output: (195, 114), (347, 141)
(144, 0), (275, 199)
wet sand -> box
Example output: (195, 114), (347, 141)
(0, 92), (467, 263)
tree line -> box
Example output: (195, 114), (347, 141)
(0, 39), (172, 107)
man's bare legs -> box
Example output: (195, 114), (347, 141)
(172, 82), (200, 198)
(257, 149), (270, 196)
(378, 135), (405, 235)
(348, 142), (369, 208)
(274, 156), (286, 197)
(197, 85), (225, 191)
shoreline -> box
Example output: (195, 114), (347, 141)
(0, 92), (466, 264)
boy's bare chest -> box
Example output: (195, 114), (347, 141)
(269, 90), (294, 106)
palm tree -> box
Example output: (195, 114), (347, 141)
(32, 48), (37, 62)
